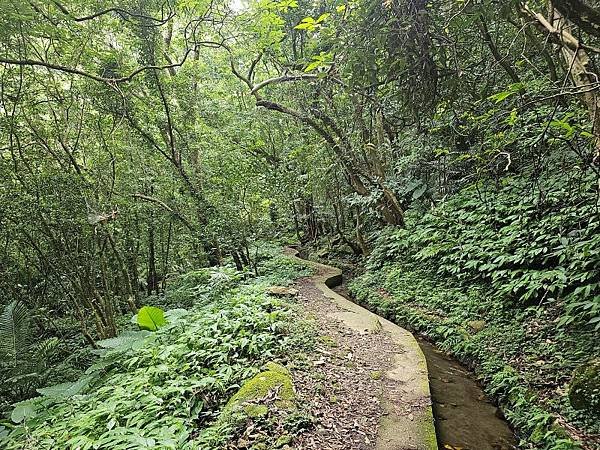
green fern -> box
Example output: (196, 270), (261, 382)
(0, 301), (32, 368)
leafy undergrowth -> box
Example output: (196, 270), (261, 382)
(349, 266), (599, 450)
(0, 252), (315, 449)
(342, 172), (600, 450)
(371, 174), (600, 329)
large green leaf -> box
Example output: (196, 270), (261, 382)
(10, 399), (37, 424)
(136, 306), (166, 331)
(96, 330), (152, 350)
(37, 376), (92, 398)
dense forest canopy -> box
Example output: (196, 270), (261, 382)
(0, 0), (599, 448)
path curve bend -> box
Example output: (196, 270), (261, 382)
(287, 249), (438, 450)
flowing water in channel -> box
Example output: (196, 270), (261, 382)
(332, 285), (517, 450)
(417, 338), (517, 450)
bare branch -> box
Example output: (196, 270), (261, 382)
(520, 3), (600, 54)
(250, 74), (319, 95)
(0, 49), (193, 84)
(131, 193), (196, 232)
(248, 53), (263, 83)
(553, 0), (600, 38)
(478, 16), (520, 84)
(52, 1), (175, 25)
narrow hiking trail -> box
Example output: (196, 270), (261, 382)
(287, 250), (437, 450)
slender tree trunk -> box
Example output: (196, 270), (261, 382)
(292, 202), (301, 242)
(106, 229), (138, 313)
(232, 251), (243, 271)
(355, 206), (369, 255)
(521, 2), (600, 160)
(239, 248), (250, 266)
(147, 222), (158, 295)
(162, 220), (173, 290)
(332, 197), (363, 255)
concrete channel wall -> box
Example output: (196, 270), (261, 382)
(287, 249), (438, 450)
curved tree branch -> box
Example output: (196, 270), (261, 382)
(520, 3), (600, 54)
(0, 49), (193, 84)
(131, 193), (196, 232)
(250, 74), (319, 95)
(51, 1), (175, 25)
(553, 0), (600, 38)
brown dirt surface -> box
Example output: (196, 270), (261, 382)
(291, 278), (399, 450)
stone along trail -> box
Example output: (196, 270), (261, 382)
(286, 250), (438, 450)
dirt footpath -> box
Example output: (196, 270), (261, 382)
(288, 253), (437, 450)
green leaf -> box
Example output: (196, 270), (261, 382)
(304, 52), (333, 72)
(488, 83), (523, 103)
(11, 400), (37, 423)
(37, 376), (92, 398)
(315, 13), (330, 23)
(97, 330), (152, 349)
(506, 108), (518, 126)
(137, 306), (166, 331)
(412, 184), (427, 200)
(294, 17), (315, 30)
(489, 91), (513, 103)
(305, 60), (322, 72)
(164, 308), (189, 322)
(0, 301), (31, 367)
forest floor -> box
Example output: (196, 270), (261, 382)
(291, 279), (384, 449)
(287, 255), (437, 450)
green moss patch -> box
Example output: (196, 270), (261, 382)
(319, 335), (338, 347)
(224, 362), (296, 418)
(569, 359), (600, 414)
(369, 370), (383, 380)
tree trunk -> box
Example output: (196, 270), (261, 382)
(521, 2), (600, 161)
(231, 251), (243, 271)
(147, 222), (158, 295)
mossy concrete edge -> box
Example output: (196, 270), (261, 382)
(286, 249), (438, 450)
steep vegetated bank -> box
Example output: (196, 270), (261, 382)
(0, 249), (316, 449)
(347, 173), (600, 450)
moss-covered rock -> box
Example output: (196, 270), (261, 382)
(568, 358), (600, 414)
(274, 434), (292, 448)
(467, 320), (486, 333)
(224, 362), (296, 418)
